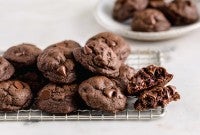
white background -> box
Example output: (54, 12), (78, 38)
(0, 0), (200, 135)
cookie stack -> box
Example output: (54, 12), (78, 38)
(0, 32), (180, 114)
(113, 0), (199, 32)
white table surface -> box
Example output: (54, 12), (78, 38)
(0, 0), (200, 135)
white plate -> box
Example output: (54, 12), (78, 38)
(94, 0), (200, 41)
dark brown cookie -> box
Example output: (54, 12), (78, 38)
(79, 76), (127, 113)
(112, 64), (136, 95)
(131, 9), (171, 32)
(3, 43), (42, 68)
(86, 32), (131, 61)
(45, 40), (81, 51)
(163, 0), (199, 25)
(134, 85), (180, 111)
(36, 83), (78, 114)
(113, 0), (149, 22)
(148, 0), (167, 9)
(0, 56), (15, 81)
(0, 80), (32, 112)
(73, 40), (122, 77)
(128, 65), (173, 95)
(37, 40), (81, 84)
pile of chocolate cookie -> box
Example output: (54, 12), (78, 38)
(113, 0), (199, 32)
(0, 32), (180, 114)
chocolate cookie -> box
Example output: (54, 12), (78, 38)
(134, 85), (180, 111)
(148, 0), (167, 9)
(73, 40), (122, 77)
(0, 80), (32, 112)
(79, 76), (127, 113)
(128, 65), (173, 95)
(163, 0), (199, 25)
(37, 40), (81, 84)
(0, 56), (15, 81)
(112, 64), (136, 95)
(113, 0), (149, 22)
(86, 32), (131, 61)
(131, 9), (171, 32)
(45, 40), (81, 51)
(36, 83), (78, 114)
(3, 43), (42, 68)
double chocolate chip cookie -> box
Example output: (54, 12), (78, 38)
(134, 85), (181, 111)
(0, 80), (32, 112)
(79, 76), (127, 113)
(3, 43), (42, 68)
(86, 32), (131, 61)
(131, 9), (171, 32)
(45, 40), (81, 51)
(113, 0), (149, 22)
(0, 56), (15, 81)
(73, 40), (121, 77)
(128, 65), (173, 95)
(37, 40), (81, 84)
(148, 0), (167, 10)
(36, 83), (78, 114)
(163, 0), (199, 25)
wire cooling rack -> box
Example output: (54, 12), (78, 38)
(0, 50), (166, 121)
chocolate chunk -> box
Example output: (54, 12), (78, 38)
(134, 85), (180, 111)
(128, 65), (173, 95)
(57, 66), (67, 76)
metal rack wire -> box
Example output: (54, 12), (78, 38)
(0, 50), (166, 121)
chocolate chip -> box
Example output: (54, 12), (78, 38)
(14, 81), (24, 89)
(57, 66), (67, 76)
(150, 15), (156, 25)
(41, 90), (51, 100)
(15, 52), (24, 56)
(83, 46), (92, 54)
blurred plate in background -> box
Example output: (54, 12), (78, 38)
(94, 0), (200, 41)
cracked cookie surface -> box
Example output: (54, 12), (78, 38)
(3, 43), (42, 68)
(163, 0), (199, 25)
(79, 76), (127, 113)
(128, 65), (173, 95)
(134, 85), (180, 110)
(37, 40), (81, 83)
(86, 32), (130, 62)
(36, 83), (79, 114)
(73, 40), (122, 77)
(0, 80), (32, 112)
